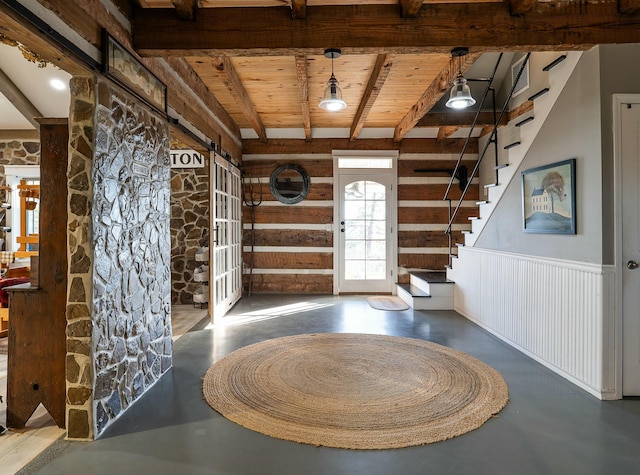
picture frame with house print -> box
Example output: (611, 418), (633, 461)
(521, 158), (576, 234)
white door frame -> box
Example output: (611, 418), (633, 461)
(613, 93), (640, 398)
(332, 150), (398, 295)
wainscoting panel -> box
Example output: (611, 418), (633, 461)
(451, 247), (617, 399)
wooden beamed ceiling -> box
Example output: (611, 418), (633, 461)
(132, 0), (640, 142)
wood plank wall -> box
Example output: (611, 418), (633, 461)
(242, 138), (478, 293)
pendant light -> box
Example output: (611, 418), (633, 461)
(445, 47), (476, 110)
(319, 48), (347, 112)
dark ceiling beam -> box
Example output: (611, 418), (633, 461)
(290, 0), (307, 19)
(350, 54), (394, 141)
(243, 137), (477, 155)
(417, 111), (508, 128)
(213, 56), (267, 143)
(399, 0), (424, 18)
(394, 51), (481, 142)
(294, 54), (312, 141)
(172, 0), (198, 20)
(508, 0), (537, 16)
(619, 0), (640, 14)
(132, 3), (640, 57)
(0, 66), (42, 129)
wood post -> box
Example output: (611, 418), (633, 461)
(6, 118), (68, 429)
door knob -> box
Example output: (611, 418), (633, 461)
(627, 260), (639, 270)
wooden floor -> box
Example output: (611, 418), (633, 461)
(0, 305), (208, 475)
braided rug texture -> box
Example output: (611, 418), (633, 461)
(203, 333), (508, 450)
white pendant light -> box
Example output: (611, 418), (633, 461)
(445, 47), (476, 110)
(319, 48), (347, 112)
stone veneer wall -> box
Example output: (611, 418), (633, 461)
(66, 76), (96, 439)
(91, 80), (172, 436)
(0, 138), (40, 249)
(65, 75), (172, 439)
(0, 139), (40, 167)
(169, 146), (209, 304)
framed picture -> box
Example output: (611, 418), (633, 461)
(521, 158), (576, 234)
(102, 31), (167, 114)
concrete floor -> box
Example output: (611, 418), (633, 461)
(18, 295), (640, 475)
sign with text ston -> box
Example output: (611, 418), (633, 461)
(170, 149), (206, 168)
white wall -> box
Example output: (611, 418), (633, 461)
(599, 44), (640, 264)
(452, 48), (625, 398)
(451, 247), (616, 399)
(475, 48), (603, 264)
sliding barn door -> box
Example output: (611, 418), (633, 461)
(211, 153), (242, 321)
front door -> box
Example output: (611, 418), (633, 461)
(619, 98), (640, 396)
(335, 164), (396, 294)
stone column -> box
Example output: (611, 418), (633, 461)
(66, 76), (96, 440)
(65, 75), (172, 439)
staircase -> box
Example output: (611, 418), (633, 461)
(460, 51), (583, 248)
(396, 271), (454, 310)
(399, 52), (584, 310)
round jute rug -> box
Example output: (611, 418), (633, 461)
(202, 333), (508, 450)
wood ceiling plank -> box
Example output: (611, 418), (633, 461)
(186, 57), (249, 127)
(365, 53), (450, 127)
(295, 54), (312, 141)
(309, 53), (374, 129)
(394, 51), (481, 142)
(213, 56), (268, 142)
(163, 57), (241, 139)
(349, 53), (394, 141)
(172, 0), (198, 20)
(133, 3), (640, 56)
(234, 56), (303, 128)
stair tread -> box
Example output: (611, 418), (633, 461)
(409, 271), (454, 284)
(397, 283), (431, 298)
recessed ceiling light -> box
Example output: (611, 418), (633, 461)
(49, 78), (66, 91)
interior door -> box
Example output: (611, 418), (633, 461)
(211, 153), (242, 322)
(621, 101), (640, 396)
(337, 172), (395, 293)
